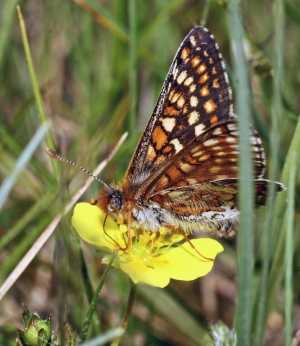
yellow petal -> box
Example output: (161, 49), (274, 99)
(119, 257), (170, 288)
(72, 203), (126, 250)
(152, 238), (223, 281)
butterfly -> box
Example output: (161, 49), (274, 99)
(47, 27), (285, 251)
(87, 26), (285, 249)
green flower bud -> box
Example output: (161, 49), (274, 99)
(18, 305), (52, 346)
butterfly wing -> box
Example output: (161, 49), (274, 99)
(126, 26), (234, 177)
(150, 178), (284, 236)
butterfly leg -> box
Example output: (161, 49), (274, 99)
(163, 224), (214, 262)
(119, 226), (132, 252)
(118, 206), (133, 252)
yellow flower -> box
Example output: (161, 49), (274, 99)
(72, 203), (224, 288)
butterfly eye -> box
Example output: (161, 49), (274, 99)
(109, 196), (123, 211)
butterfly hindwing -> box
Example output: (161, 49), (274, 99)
(149, 178), (284, 236)
(139, 121), (266, 198)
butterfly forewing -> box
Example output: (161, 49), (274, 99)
(126, 27), (234, 178)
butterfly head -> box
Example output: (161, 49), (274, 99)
(92, 187), (124, 214)
(107, 189), (124, 212)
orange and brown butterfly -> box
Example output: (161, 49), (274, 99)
(47, 26), (285, 251)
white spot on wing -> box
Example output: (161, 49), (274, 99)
(171, 92), (181, 103)
(186, 178), (198, 185)
(179, 162), (194, 173)
(184, 76), (194, 86)
(170, 138), (183, 153)
(203, 138), (220, 146)
(160, 117), (176, 133)
(212, 127), (222, 135)
(225, 137), (237, 144)
(188, 111), (200, 125)
(195, 123), (206, 136)
(197, 154), (210, 161)
(191, 150), (204, 157)
(190, 35), (197, 46)
(189, 84), (196, 93)
(201, 207), (238, 220)
(177, 70), (188, 84)
(227, 123), (237, 131)
(190, 96), (198, 107)
(177, 95), (185, 108)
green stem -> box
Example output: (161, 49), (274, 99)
(17, 6), (60, 180)
(128, 0), (137, 134)
(111, 281), (137, 346)
(79, 250), (118, 343)
(0, 0), (19, 70)
(200, 0), (211, 27)
(73, 232), (101, 336)
(284, 152), (296, 346)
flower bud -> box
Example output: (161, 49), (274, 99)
(17, 304), (52, 346)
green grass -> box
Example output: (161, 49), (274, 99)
(0, 0), (299, 345)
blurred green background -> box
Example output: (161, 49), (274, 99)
(0, 0), (299, 345)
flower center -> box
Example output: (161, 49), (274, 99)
(128, 232), (157, 264)
(122, 229), (174, 267)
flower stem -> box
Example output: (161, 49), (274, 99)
(111, 281), (137, 346)
(79, 250), (118, 343)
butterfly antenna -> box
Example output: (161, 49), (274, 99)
(89, 193), (110, 206)
(45, 147), (110, 191)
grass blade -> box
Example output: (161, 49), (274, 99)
(266, 113), (300, 313)
(284, 152), (296, 345)
(228, 1), (254, 344)
(78, 328), (123, 346)
(0, 189), (56, 251)
(0, 124), (48, 210)
(17, 6), (60, 178)
(138, 285), (213, 346)
(253, 1), (285, 343)
(0, 0), (19, 69)
(128, 0), (138, 134)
